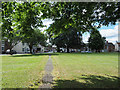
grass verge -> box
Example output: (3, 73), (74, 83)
(52, 52), (118, 88)
(2, 54), (48, 88)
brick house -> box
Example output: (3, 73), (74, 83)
(104, 41), (115, 52)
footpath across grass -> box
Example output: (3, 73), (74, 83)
(2, 54), (49, 88)
(51, 52), (118, 88)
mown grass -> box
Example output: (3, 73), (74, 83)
(51, 52), (118, 88)
(2, 54), (49, 88)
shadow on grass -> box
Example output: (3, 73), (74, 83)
(53, 75), (119, 88)
(11, 53), (59, 57)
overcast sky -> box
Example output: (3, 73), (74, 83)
(40, 19), (119, 44)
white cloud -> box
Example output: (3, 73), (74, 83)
(82, 25), (119, 44)
(42, 19), (54, 26)
(38, 19), (54, 32)
(82, 32), (90, 43)
(99, 25), (118, 38)
(99, 25), (118, 44)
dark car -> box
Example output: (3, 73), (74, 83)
(2, 51), (6, 54)
(6, 49), (17, 54)
(44, 50), (49, 52)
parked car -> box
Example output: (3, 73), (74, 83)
(71, 50), (75, 52)
(86, 51), (92, 53)
(81, 51), (86, 53)
(2, 51), (6, 54)
(44, 50), (49, 52)
(6, 49), (17, 54)
(81, 51), (92, 53)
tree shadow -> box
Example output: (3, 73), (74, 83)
(10, 53), (59, 57)
(52, 75), (119, 88)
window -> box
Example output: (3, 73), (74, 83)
(2, 47), (4, 51)
(22, 48), (24, 52)
(2, 40), (4, 46)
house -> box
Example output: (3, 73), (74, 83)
(115, 41), (120, 52)
(1, 39), (45, 54)
(104, 41), (115, 52)
(33, 44), (45, 53)
(12, 42), (30, 54)
(44, 45), (57, 53)
(1, 40), (4, 53)
(0, 40), (2, 54)
(1, 40), (10, 53)
(13, 42), (46, 53)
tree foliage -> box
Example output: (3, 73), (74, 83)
(51, 27), (84, 52)
(23, 29), (47, 54)
(1, 2), (119, 54)
(2, 2), (21, 54)
(1, 2), (49, 54)
(88, 30), (105, 52)
(47, 2), (120, 36)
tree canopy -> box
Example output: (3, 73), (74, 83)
(1, 2), (119, 54)
(47, 2), (119, 36)
(51, 27), (84, 52)
(23, 29), (47, 54)
(1, 2), (49, 54)
(88, 29), (105, 52)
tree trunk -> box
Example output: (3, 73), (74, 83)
(95, 50), (97, 53)
(67, 47), (69, 53)
(29, 44), (33, 54)
(57, 47), (60, 52)
(10, 48), (13, 55)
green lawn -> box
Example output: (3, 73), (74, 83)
(2, 54), (49, 88)
(51, 52), (118, 88)
(1, 52), (119, 88)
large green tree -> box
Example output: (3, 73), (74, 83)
(2, 2), (21, 54)
(1, 2), (49, 54)
(51, 27), (84, 53)
(88, 30), (105, 52)
(2, 2), (119, 54)
(23, 29), (47, 54)
(47, 2), (119, 36)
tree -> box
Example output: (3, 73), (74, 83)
(1, 2), (49, 54)
(88, 30), (105, 52)
(2, 2), (21, 55)
(51, 27), (84, 53)
(15, 2), (49, 54)
(23, 29), (47, 54)
(47, 2), (120, 36)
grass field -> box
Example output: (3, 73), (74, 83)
(51, 52), (118, 88)
(1, 52), (119, 88)
(2, 54), (49, 88)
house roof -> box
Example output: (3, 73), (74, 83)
(117, 42), (120, 45)
(108, 43), (115, 46)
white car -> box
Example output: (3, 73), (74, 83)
(81, 51), (92, 53)
(81, 51), (86, 53)
(86, 51), (92, 53)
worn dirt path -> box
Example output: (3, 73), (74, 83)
(39, 55), (53, 89)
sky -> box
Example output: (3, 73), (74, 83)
(83, 22), (119, 44)
(40, 19), (119, 44)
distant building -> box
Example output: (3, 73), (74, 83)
(33, 44), (45, 53)
(115, 41), (120, 52)
(12, 42), (30, 53)
(1, 40), (11, 53)
(1, 40), (45, 54)
(44, 45), (57, 53)
(104, 41), (115, 52)
(0, 40), (1, 53)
